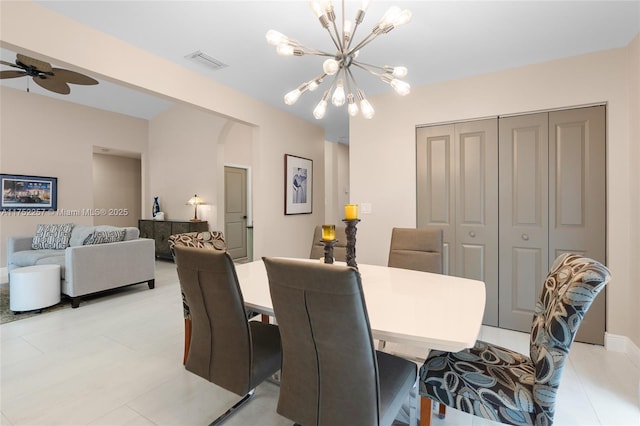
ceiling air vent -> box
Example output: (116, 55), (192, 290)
(185, 51), (228, 71)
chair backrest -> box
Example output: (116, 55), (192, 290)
(530, 253), (610, 424)
(169, 230), (226, 255)
(309, 225), (349, 262)
(174, 245), (253, 396)
(387, 227), (443, 274)
(263, 257), (382, 426)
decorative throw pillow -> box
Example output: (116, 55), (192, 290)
(31, 223), (74, 250)
(83, 229), (126, 245)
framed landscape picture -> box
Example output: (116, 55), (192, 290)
(284, 154), (312, 215)
(0, 174), (58, 211)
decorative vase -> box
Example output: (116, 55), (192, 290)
(152, 196), (160, 218)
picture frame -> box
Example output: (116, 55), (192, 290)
(284, 154), (312, 215)
(1, 174), (58, 211)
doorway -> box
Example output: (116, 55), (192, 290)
(224, 166), (249, 260)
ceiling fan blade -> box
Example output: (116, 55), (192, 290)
(0, 59), (22, 69)
(33, 76), (70, 95)
(0, 70), (27, 79)
(16, 53), (52, 73)
(51, 68), (99, 85)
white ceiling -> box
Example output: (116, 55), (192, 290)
(2, 1), (639, 144)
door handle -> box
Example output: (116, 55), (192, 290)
(522, 234), (529, 241)
(469, 231), (476, 238)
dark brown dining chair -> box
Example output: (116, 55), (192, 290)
(309, 225), (349, 262)
(387, 227), (444, 274)
(174, 246), (281, 425)
(385, 227), (446, 419)
(263, 257), (418, 426)
(418, 253), (610, 426)
(169, 231), (226, 364)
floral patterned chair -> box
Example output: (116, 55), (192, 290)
(169, 231), (226, 364)
(418, 253), (610, 426)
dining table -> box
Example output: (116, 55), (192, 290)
(235, 258), (486, 354)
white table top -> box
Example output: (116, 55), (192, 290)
(236, 258), (486, 354)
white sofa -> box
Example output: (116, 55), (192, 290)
(7, 224), (155, 308)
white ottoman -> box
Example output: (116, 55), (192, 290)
(10, 265), (61, 312)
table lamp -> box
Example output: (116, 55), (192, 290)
(187, 194), (204, 222)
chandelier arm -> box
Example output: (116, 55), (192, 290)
(351, 60), (386, 73)
(331, 21), (344, 52)
(346, 20), (363, 51)
(348, 31), (381, 55)
(351, 62), (383, 78)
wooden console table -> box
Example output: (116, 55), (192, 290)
(138, 219), (208, 260)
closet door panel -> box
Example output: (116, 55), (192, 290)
(549, 106), (606, 344)
(499, 113), (549, 332)
(416, 125), (455, 274)
(455, 119), (499, 326)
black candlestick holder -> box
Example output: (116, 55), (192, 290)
(342, 218), (361, 268)
(320, 239), (338, 264)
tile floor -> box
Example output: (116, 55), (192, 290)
(1, 260), (639, 426)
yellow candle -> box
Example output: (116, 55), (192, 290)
(321, 224), (336, 241)
(344, 204), (358, 220)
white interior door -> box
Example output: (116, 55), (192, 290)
(224, 166), (247, 260)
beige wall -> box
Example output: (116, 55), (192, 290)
(0, 87), (149, 267)
(92, 153), (141, 228)
(629, 35), (640, 348)
(0, 1), (325, 262)
(350, 40), (640, 348)
(148, 103), (228, 225)
(324, 141), (350, 225)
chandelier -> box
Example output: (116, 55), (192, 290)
(266, 0), (412, 120)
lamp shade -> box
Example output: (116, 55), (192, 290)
(188, 195), (204, 206)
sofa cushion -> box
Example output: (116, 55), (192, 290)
(35, 256), (67, 279)
(123, 227), (139, 241)
(69, 225), (94, 247)
(31, 224), (74, 250)
(11, 249), (64, 267)
(84, 229), (126, 245)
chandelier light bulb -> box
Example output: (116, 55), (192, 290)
(323, 58), (340, 75)
(308, 80), (319, 91)
(379, 6), (401, 28)
(313, 100), (328, 119)
(347, 94), (359, 116)
(343, 20), (353, 41)
(309, 0), (325, 18)
(360, 0), (371, 12)
(390, 79), (410, 96)
(276, 44), (295, 56)
(266, 30), (288, 46)
(332, 79), (346, 106)
(284, 89), (302, 105)
(360, 98), (375, 119)
(393, 9), (412, 27)
(388, 66), (408, 78)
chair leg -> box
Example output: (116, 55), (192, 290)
(438, 403), (446, 419)
(419, 397), (432, 426)
(209, 388), (256, 426)
(409, 379), (419, 426)
(183, 317), (192, 365)
(261, 314), (269, 323)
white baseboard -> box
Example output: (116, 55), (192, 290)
(605, 332), (640, 367)
(604, 333), (640, 403)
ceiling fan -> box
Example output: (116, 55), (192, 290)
(0, 53), (98, 95)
